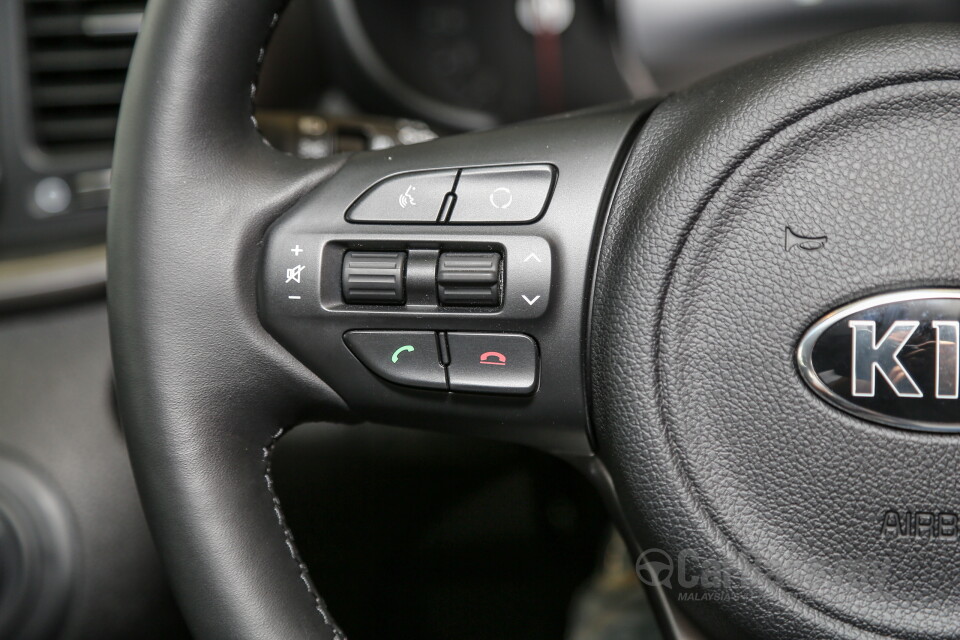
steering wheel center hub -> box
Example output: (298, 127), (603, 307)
(592, 29), (960, 638)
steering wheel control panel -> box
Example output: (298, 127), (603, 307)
(345, 164), (556, 224)
(344, 330), (538, 394)
(257, 104), (646, 452)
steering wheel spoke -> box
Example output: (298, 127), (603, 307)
(258, 105), (650, 455)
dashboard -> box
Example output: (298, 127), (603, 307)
(320, 0), (629, 128)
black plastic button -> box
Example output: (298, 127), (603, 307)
(448, 165), (555, 224)
(346, 170), (457, 223)
(344, 331), (446, 390)
(437, 252), (501, 306)
(342, 251), (405, 304)
(446, 333), (538, 395)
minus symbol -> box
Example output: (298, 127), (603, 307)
(288, 295), (301, 300)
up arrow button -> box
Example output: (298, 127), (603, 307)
(505, 237), (551, 319)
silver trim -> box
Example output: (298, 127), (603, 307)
(81, 12), (143, 37)
(0, 245), (106, 311)
(797, 289), (960, 433)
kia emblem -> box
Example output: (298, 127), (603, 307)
(797, 290), (960, 432)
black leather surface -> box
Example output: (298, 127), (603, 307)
(592, 25), (960, 639)
(108, 1), (349, 638)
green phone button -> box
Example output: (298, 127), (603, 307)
(343, 331), (446, 390)
(391, 345), (415, 363)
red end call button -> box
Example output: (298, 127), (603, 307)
(446, 332), (538, 395)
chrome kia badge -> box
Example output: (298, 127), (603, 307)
(797, 290), (960, 433)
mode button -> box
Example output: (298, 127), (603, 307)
(449, 165), (555, 224)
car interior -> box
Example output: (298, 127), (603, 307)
(3, 1), (960, 639)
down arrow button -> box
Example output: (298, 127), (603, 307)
(507, 238), (551, 318)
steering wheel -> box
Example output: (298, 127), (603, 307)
(107, 1), (960, 638)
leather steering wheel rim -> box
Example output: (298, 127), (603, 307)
(109, 1), (348, 637)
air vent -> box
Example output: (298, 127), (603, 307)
(23, 0), (145, 153)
